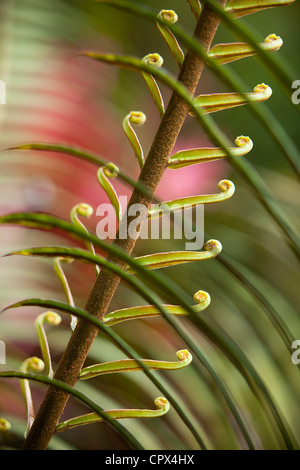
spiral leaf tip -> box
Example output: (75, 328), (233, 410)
(21, 357), (45, 373)
(176, 349), (191, 361)
(204, 239), (222, 256)
(0, 419), (11, 432)
(154, 397), (169, 411)
(43, 311), (62, 326)
(143, 53), (164, 68)
(193, 290), (210, 304)
(158, 10), (179, 24)
(127, 111), (146, 126)
(75, 203), (94, 218)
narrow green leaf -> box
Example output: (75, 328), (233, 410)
(149, 180), (235, 218)
(80, 349), (192, 379)
(104, 290), (211, 326)
(225, 0), (295, 17)
(209, 34), (283, 65)
(35, 312), (62, 378)
(128, 240), (222, 272)
(192, 83), (272, 115)
(97, 163), (122, 221)
(168, 136), (253, 169)
(19, 357), (45, 437)
(187, 0), (201, 18)
(53, 256), (78, 328)
(142, 53), (165, 118)
(122, 111), (146, 169)
(56, 397), (170, 432)
(156, 10), (184, 67)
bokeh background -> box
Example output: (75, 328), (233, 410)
(0, 0), (299, 450)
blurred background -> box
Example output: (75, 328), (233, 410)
(0, 0), (299, 450)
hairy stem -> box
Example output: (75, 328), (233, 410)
(22, 2), (225, 450)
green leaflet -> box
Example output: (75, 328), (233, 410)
(156, 10), (184, 67)
(53, 256), (78, 329)
(128, 240), (222, 273)
(168, 136), (253, 169)
(149, 180), (235, 218)
(56, 397), (170, 432)
(192, 84), (272, 115)
(122, 111), (146, 169)
(97, 163), (122, 222)
(225, 0), (295, 17)
(70, 203), (97, 255)
(35, 312), (61, 378)
(104, 290), (211, 326)
(19, 357), (45, 437)
(187, 0), (201, 19)
(142, 53), (165, 117)
(209, 34), (283, 65)
(80, 350), (192, 379)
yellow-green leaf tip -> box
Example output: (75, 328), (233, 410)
(22, 356), (45, 373)
(128, 111), (146, 126)
(158, 10), (179, 24)
(102, 162), (119, 178)
(204, 239), (222, 256)
(176, 349), (192, 361)
(0, 419), (11, 432)
(193, 290), (211, 304)
(154, 397), (169, 411)
(44, 311), (62, 326)
(143, 53), (164, 68)
(74, 203), (94, 218)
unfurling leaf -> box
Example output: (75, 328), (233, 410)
(149, 180), (235, 218)
(156, 10), (184, 67)
(80, 349), (192, 379)
(168, 136), (253, 169)
(123, 111), (146, 169)
(70, 203), (99, 278)
(225, 0), (295, 18)
(97, 163), (122, 222)
(20, 357), (45, 437)
(56, 397), (170, 432)
(209, 34), (283, 65)
(104, 290), (211, 326)
(191, 84), (272, 115)
(142, 53), (165, 117)
(53, 257), (77, 329)
(128, 240), (222, 272)
(0, 419), (11, 432)
(35, 311), (61, 378)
